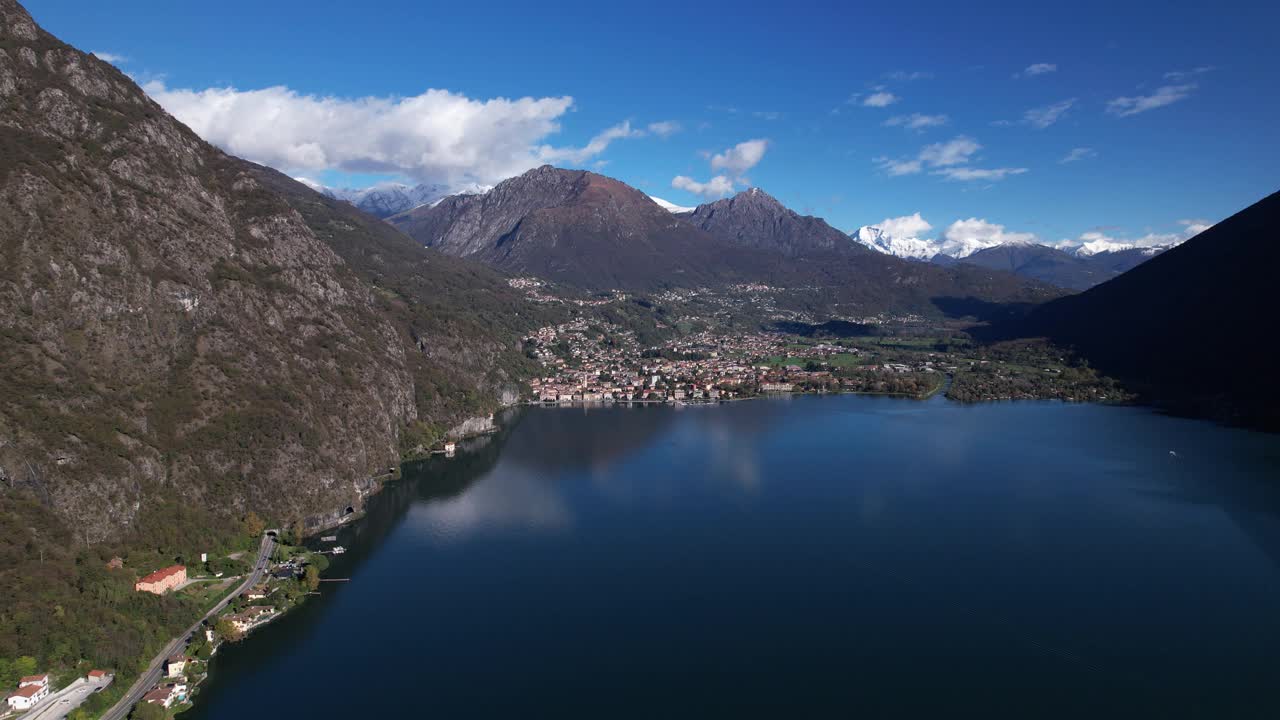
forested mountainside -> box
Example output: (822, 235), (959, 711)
(1013, 190), (1280, 430)
(0, 0), (549, 545)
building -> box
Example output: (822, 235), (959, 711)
(7, 675), (50, 710)
(18, 675), (49, 689)
(245, 584), (269, 601)
(135, 565), (187, 594)
(226, 605), (277, 633)
(165, 655), (190, 679)
(142, 683), (188, 708)
(88, 670), (111, 681)
(7, 683), (48, 710)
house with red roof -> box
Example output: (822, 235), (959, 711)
(135, 565), (187, 594)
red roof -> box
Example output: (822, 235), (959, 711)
(142, 688), (169, 703)
(138, 565), (186, 585)
(14, 685), (42, 698)
(88, 670), (108, 678)
(19, 674), (48, 684)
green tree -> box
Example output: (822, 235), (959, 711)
(303, 565), (321, 592)
(14, 656), (37, 677)
(214, 618), (243, 644)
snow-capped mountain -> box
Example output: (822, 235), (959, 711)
(649, 195), (695, 213)
(294, 179), (491, 219)
(1072, 238), (1170, 257)
(851, 224), (1033, 260)
(850, 226), (944, 260)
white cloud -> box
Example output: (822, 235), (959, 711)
(943, 218), (1037, 251)
(647, 120), (682, 137)
(710, 138), (769, 174)
(91, 51), (127, 64)
(1016, 63), (1057, 78)
(862, 91), (901, 108)
(1164, 66), (1214, 81)
(1060, 147), (1096, 163)
(876, 157), (925, 176)
(671, 138), (769, 199)
(1023, 98), (1076, 129)
(752, 110), (783, 121)
(875, 135), (1026, 183)
(932, 166), (1028, 181)
(1106, 84), (1196, 116)
(918, 136), (981, 167)
(672, 175), (737, 199)
(1179, 218), (1213, 236)
(878, 212), (934, 239)
(539, 120), (644, 164)
(884, 113), (949, 131)
(144, 81), (588, 186)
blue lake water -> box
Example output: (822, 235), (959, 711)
(186, 395), (1280, 718)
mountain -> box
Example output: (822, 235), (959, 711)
(683, 188), (860, 257)
(388, 165), (733, 289)
(0, 0), (546, 545)
(853, 221), (1172, 290)
(299, 181), (491, 219)
(851, 225), (942, 261)
(389, 168), (1057, 310)
(649, 195), (695, 213)
(851, 222), (1031, 260)
(1012, 190), (1280, 429)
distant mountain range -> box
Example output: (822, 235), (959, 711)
(852, 221), (1174, 290)
(387, 165), (1059, 312)
(295, 179), (491, 219)
(1010, 190), (1280, 430)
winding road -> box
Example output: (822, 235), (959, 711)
(101, 533), (276, 720)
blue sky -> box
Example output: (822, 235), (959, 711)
(25, 0), (1280, 246)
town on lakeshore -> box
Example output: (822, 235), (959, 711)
(510, 279), (1129, 407)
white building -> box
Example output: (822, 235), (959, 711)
(7, 675), (50, 710)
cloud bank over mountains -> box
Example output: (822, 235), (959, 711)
(144, 81), (678, 193)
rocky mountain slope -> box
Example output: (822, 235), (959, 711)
(0, 0), (545, 543)
(683, 188), (859, 257)
(1012, 190), (1280, 429)
(388, 165), (733, 289)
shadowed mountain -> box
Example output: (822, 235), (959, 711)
(954, 243), (1167, 291)
(1010, 190), (1280, 430)
(954, 243), (1108, 291)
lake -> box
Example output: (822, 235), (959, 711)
(186, 395), (1280, 718)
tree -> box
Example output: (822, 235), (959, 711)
(303, 565), (321, 592)
(14, 655), (37, 677)
(214, 618), (243, 644)
(241, 512), (265, 539)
